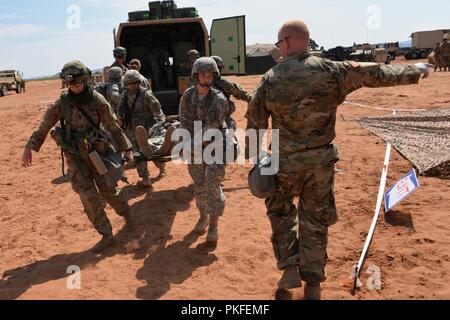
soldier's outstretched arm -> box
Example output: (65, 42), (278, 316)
(23, 100), (61, 166)
(25, 100), (61, 152)
(217, 78), (251, 102)
(146, 92), (166, 122)
(332, 60), (423, 96)
(245, 77), (270, 159)
(98, 96), (132, 152)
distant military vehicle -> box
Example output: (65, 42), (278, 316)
(0, 70), (26, 97)
(349, 48), (391, 64)
(405, 29), (450, 59)
(108, 1), (247, 115)
(382, 42), (400, 60)
(322, 46), (353, 61)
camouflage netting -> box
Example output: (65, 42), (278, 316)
(356, 108), (450, 179)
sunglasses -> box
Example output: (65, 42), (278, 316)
(275, 35), (293, 48)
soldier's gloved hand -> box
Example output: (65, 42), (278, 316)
(414, 63), (434, 79)
(22, 147), (33, 167)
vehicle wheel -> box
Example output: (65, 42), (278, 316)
(386, 56), (391, 64)
(411, 52), (418, 59)
(0, 85), (7, 97)
(16, 83), (22, 94)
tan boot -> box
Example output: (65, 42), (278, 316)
(135, 126), (153, 157)
(159, 125), (177, 157)
(156, 163), (167, 177)
(278, 266), (302, 289)
(194, 212), (209, 233)
(304, 282), (322, 300)
(92, 234), (115, 253)
(206, 216), (219, 242)
(137, 177), (152, 189)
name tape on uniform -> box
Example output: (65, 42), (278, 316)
(385, 169), (420, 212)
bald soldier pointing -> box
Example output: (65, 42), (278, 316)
(245, 20), (432, 299)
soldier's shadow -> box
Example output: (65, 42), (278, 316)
(135, 230), (218, 300)
(0, 185), (196, 300)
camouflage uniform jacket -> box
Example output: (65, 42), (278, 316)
(119, 87), (165, 133)
(95, 82), (123, 115)
(246, 52), (421, 172)
(26, 89), (132, 155)
(214, 77), (251, 102)
(111, 61), (128, 74)
(179, 87), (229, 148)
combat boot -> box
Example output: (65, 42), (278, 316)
(304, 282), (322, 300)
(278, 266), (302, 289)
(206, 216), (219, 242)
(135, 126), (153, 157)
(92, 234), (115, 253)
(137, 177), (153, 189)
(194, 212), (209, 233)
(156, 163), (167, 177)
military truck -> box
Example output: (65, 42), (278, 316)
(348, 48), (391, 64)
(110, 2), (246, 115)
(0, 70), (26, 97)
(405, 29), (450, 59)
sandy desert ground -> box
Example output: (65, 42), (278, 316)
(0, 58), (449, 300)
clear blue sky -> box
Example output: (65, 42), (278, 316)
(1, 0), (449, 78)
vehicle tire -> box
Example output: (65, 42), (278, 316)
(16, 83), (22, 94)
(0, 85), (7, 97)
(411, 52), (418, 59)
(385, 56), (391, 64)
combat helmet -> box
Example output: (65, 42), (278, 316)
(123, 70), (142, 85)
(108, 67), (123, 82)
(211, 56), (225, 70)
(191, 57), (220, 78)
(60, 60), (91, 84)
(113, 46), (127, 58)
(187, 49), (200, 58)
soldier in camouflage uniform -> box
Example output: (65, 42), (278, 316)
(441, 37), (450, 72)
(245, 20), (432, 299)
(432, 42), (444, 71)
(111, 47), (129, 74)
(179, 57), (230, 243)
(211, 55), (251, 130)
(129, 59), (152, 90)
(22, 61), (134, 253)
(118, 70), (166, 188)
(211, 56), (252, 103)
(186, 50), (200, 88)
(95, 67), (123, 116)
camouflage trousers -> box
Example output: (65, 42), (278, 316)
(266, 163), (338, 284)
(188, 163), (226, 217)
(67, 154), (130, 236)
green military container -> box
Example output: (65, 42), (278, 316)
(174, 7), (198, 19)
(161, 7), (175, 19)
(149, 1), (161, 9)
(128, 11), (150, 22)
(162, 1), (177, 9)
(149, 1), (162, 20)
